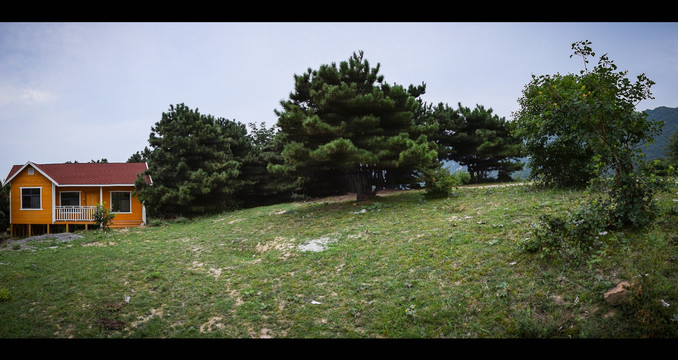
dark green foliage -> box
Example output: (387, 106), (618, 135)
(594, 170), (673, 229)
(667, 129), (678, 164)
(420, 166), (461, 199)
(235, 122), (300, 207)
(272, 51), (438, 201)
(420, 102), (461, 163)
(135, 104), (246, 217)
(513, 73), (598, 188)
(0, 184), (9, 234)
(514, 41), (661, 184)
(518, 41), (670, 261)
(521, 201), (609, 264)
(432, 103), (523, 183)
(127, 147), (151, 163)
(639, 158), (675, 178)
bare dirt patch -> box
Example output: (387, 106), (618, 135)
(305, 188), (419, 204)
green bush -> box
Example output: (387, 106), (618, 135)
(93, 202), (115, 232)
(453, 170), (471, 185)
(597, 171), (671, 229)
(521, 200), (609, 263)
(421, 167), (461, 199)
(523, 167), (674, 263)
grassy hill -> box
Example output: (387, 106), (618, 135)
(1, 183), (677, 338)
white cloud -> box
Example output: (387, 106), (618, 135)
(0, 86), (55, 107)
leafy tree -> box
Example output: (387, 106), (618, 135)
(514, 40), (663, 228)
(433, 103), (523, 183)
(513, 79), (598, 188)
(515, 41), (660, 180)
(272, 51), (438, 201)
(134, 104), (245, 217)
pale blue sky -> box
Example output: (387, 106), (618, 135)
(2, 22), (677, 176)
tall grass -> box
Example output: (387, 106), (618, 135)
(1, 183), (676, 338)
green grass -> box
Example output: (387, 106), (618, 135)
(1, 183), (677, 338)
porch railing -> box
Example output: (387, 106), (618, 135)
(55, 206), (96, 222)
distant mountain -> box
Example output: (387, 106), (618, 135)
(640, 106), (678, 160)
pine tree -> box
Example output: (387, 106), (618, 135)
(234, 122), (300, 207)
(135, 104), (245, 217)
(272, 51), (438, 201)
(127, 147), (151, 163)
(436, 103), (523, 183)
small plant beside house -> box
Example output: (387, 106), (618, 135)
(93, 202), (115, 232)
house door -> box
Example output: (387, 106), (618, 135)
(86, 192), (100, 206)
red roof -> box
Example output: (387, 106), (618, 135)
(4, 162), (150, 186)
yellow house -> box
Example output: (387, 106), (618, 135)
(3, 161), (151, 237)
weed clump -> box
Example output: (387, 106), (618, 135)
(0, 287), (11, 302)
(519, 200), (610, 264)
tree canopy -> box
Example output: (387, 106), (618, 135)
(135, 103), (245, 217)
(271, 51), (438, 201)
(513, 40), (664, 228)
(431, 103), (523, 182)
(514, 40), (660, 184)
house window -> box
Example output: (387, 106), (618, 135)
(21, 188), (41, 210)
(60, 192), (80, 206)
(111, 192), (131, 213)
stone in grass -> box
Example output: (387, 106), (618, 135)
(298, 237), (336, 252)
(604, 281), (635, 306)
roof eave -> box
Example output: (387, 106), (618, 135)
(56, 184), (137, 187)
(3, 161), (59, 187)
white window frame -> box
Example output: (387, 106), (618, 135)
(110, 191), (132, 214)
(59, 191), (81, 207)
(20, 187), (42, 210)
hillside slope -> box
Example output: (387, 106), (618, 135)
(641, 106), (678, 160)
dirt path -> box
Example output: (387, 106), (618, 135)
(310, 182), (531, 203)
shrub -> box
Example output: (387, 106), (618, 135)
(523, 166), (674, 263)
(521, 199), (609, 263)
(93, 202), (115, 232)
(421, 167), (461, 199)
(595, 171), (672, 229)
(453, 170), (471, 185)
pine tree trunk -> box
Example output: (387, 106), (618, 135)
(348, 167), (373, 202)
